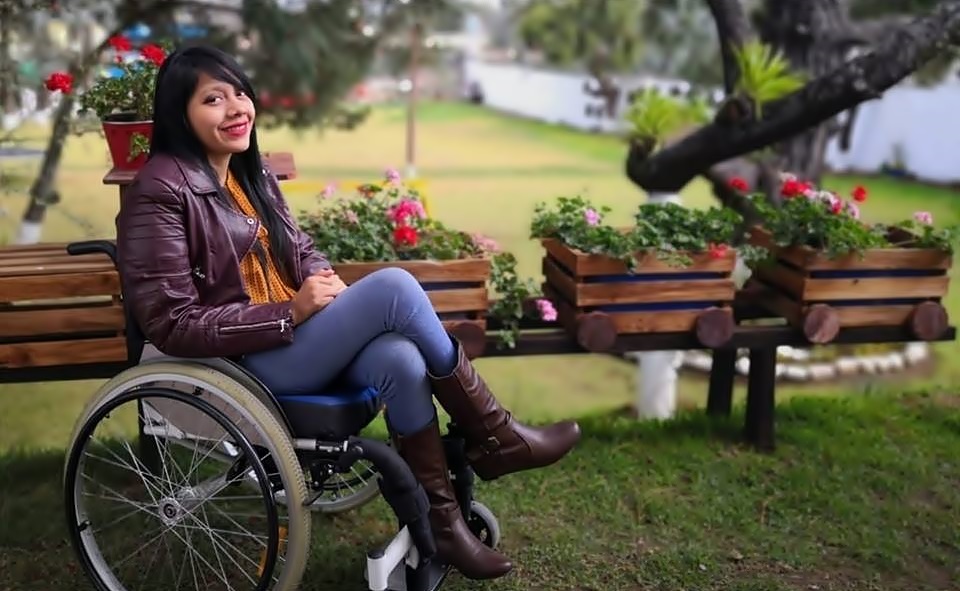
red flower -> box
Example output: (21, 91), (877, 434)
(708, 243), (730, 259)
(108, 35), (132, 52)
(140, 44), (166, 66)
(393, 225), (418, 247)
(831, 200), (843, 214)
(279, 96), (295, 109)
(851, 185), (867, 202)
(781, 179), (812, 198)
(728, 177), (749, 192)
(44, 71), (73, 94)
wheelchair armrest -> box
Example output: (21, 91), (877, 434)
(67, 239), (118, 267)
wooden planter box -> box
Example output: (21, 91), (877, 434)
(333, 257), (491, 358)
(748, 226), (952, 343)
(540, 238), (738, 352)
(0, 243), (128, 369)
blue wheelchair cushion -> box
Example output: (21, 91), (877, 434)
(273, 385), (380, 440)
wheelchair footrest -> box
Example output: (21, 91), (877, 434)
(378, 478), (435, 560)
(366, 526), (450, 591)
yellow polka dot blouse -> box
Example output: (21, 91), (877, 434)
(225, 172), (298, 304)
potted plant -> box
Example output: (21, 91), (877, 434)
(298, 169), (549, 355)
(529, 195), (759, 351)
(741, 174), (960, 343)
(45, 35), (166, 171)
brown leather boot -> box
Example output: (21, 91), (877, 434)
(429, 340), (581, 481)
(393, 418), (513, 580)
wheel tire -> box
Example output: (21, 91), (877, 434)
(64, 361), (312, 590)
(467, 501), (501, 549)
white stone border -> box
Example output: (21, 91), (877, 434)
(678, 343), (931, 382)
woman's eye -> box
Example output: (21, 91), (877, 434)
(204, 95), (223, 104)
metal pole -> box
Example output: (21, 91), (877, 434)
(405, 20), (421, 180)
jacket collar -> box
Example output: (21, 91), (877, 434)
(170, 153), (221, 195)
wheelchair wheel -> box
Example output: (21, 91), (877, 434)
(303, 458), (381, 514)
(64, 362), (311, 590)
(467, 501), (501, 549)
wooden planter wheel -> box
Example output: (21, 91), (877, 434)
(694, 307), (735, 348)
(908, 301), (949, 341)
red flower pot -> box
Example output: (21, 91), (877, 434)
(101, 117), (153, 171)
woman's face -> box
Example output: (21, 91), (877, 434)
(186, 71), (256, 157)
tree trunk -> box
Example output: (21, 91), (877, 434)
(14, 92), (71, 243)
(757, 0), (854, 185)
(0, 1), (16, 115)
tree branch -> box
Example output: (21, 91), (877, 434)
(627, 0), (960, 193)
(836, 14), (915, 47)
(705, 0), (752, 93)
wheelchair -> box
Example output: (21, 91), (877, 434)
(62, 240), (502, 591)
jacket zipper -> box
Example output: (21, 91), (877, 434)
(220, 317), (291, 335)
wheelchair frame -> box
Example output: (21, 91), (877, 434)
(61, 240), (502, 591)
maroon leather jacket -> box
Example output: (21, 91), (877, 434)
(115, 152), (331, 358)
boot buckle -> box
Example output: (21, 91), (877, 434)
(481, 436), (500, 453)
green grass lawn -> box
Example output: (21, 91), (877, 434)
(2, 389), (958, 590)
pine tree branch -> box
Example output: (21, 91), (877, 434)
(626, 0), (960, 193)
(705, 0), (752, 93)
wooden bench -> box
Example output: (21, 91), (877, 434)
(0, 241), (129, 380)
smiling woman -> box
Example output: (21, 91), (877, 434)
(113, 44), (580, 581)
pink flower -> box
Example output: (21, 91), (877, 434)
(320, 182), (337, 199)
(471, 234), (500, 253)
(409, 199), (427, 219)
(845, 201), (860, 220)
(914, 211), (933, 225)
(385, 168), (402, 183)
(389, 199), (426, 224)
(584, 208), (601, 226)
(344, 210), (359, 224)
(820, 192), (840, 211)
(536, 298), (558, 322)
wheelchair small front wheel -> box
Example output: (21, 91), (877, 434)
(467, 501), (501, 549)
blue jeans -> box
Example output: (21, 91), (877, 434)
(240, 268), (458, 435)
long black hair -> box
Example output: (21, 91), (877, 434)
(149, 44), (294, 282)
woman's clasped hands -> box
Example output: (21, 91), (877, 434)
(291, 268), (347, 325)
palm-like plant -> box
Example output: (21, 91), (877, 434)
(733, 40), (805, 117)
(623, 87), (707, 150)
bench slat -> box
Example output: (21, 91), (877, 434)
(0, 253), (111, 266)
(0, 305), (125, 338)
(0, 242), (72, 255)
(0, 262), (117, 277)
(0, 337), (128, 368)
(0, 271), (120, 301)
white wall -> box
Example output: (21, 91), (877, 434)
(463, 59), (960, 184)
(463, 59), (696, 135)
